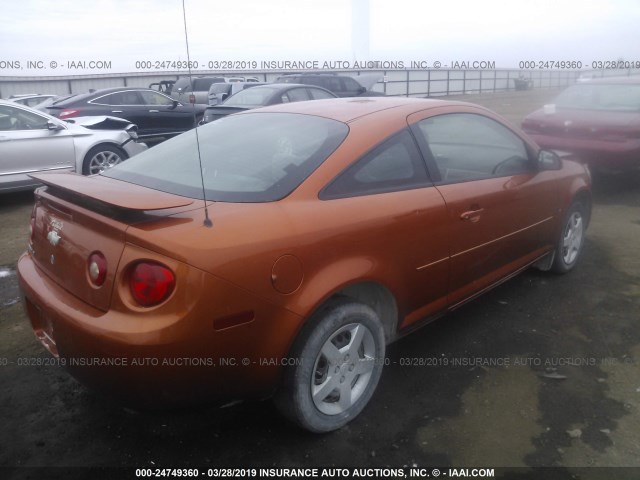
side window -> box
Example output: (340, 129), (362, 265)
(308, 88), (335, 100)
(324, 77), (342, 93)
(139, 91), (174, 106)
(0, 105), (50, 130)
(415, 113), (531, 183)
(321, 130), (430, 199)
(97, 91), (143, 105)
(342, 77), (361, 92)
(285, 88), (311, 103)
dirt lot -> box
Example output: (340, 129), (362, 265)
(0, 88), (639, 479)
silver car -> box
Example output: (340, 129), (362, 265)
(0, 100), (147, 193)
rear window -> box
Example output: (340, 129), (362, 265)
(103, 112), (349, 202)
(223, 87), (280, 107)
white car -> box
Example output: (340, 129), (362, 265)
(0, 100), (147, 193)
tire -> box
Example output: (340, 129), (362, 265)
(275, 299), (386, 433)
(82, 145), (128, 175)
(551, 201), (587, 273)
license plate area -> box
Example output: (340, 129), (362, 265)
(25, 297), (59, 357)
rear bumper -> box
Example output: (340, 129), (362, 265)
(17, 252), (303, 408)
(526, 132), (640, 168)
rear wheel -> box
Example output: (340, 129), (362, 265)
(82, 145), (127, 175)
(275, 300), (385, 433)
(552, 201), (587, 273)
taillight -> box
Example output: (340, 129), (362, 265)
(88, 252), (107, 287)
(129, 262), (175, 307)
(59, 109), (80, 119)
(188, 94), (196, 104)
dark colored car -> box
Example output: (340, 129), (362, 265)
(201, 83), (336, 123)
(19, 98), (591, 433)
(521, 76), (640, 170)
(46, 88), (205, 140)
(276, 73), (384, 97)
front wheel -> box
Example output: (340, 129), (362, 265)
(275, 300), (386, 433)
(551, 201), (587, 273)
(82, 145), (128, 175)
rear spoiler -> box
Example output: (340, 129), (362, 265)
(30, 172), (194, 211)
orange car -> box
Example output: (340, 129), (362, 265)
(18, 97), (591, 433)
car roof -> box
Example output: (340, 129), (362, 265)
(584, 76), (640, 85)
(244, 96), (468, 123)
(50, 87), (165, 106)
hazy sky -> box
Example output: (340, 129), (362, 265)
(1, 0), (639, 76)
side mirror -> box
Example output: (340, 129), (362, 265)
(47, 120), (64, 131)
(170, 100), (179, 109)
(358, 86), (366, 94)
(220, 93), (228, 102)
(538, 150), (562, 170)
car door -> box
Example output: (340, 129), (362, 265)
(409, 108), (559, 307)
(0, 104), (75, 182)
(139, 90), (195, 135)
(89, 90), (150, 133)
(320, 129), (450, 328)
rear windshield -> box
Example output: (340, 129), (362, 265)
(223, 87), (280, 107)
(103, 112), (348, 202)
(555, 84), (640, 111)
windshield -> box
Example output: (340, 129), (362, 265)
(554, 83), (640, 111)
(102, 112), (348, 202)
(223, 86), (280, 107)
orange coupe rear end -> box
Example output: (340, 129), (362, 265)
(18, 97), (591, 432)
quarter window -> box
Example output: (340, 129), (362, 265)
(322, 129), (429, 199)
(415, 113), (532, 183)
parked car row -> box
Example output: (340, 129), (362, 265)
(2, 74), (637, 194)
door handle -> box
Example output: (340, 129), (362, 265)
(111, 110), (123, 113)
(148, 110), (159, 113)
(460, 208), (484, 222)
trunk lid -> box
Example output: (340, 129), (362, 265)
(29, 172), (195, 312)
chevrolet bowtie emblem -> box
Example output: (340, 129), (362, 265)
(47, 230), (61, 246)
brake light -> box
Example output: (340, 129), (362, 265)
(88, 252), (107, 287)
(129, 262), (175, 307)
(188, 94), (196, 104)
(59, 109), (80, 119)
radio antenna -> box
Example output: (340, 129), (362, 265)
(182, 0), (212, 227)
